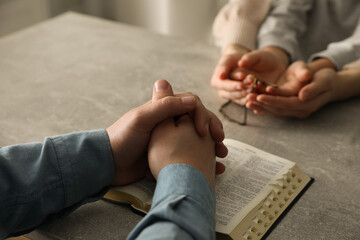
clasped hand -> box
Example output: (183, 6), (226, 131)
(106, 79), (227, 189)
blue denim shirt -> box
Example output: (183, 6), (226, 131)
(0, 130), (215, 239)
(127, 164), (216, 240)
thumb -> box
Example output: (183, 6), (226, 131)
(152, 79), (174, 101)
(238, 51), (261, 68)
(265, 83), (295, 96)
(299, 78), (330, 101)
(216, 54), (242, 79)
(294, 62), (312, 83)
(137, 95), (197, 132)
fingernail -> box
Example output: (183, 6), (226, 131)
(155, 80), (168, 92)
(181, 96), (196, 106)
(236, 84), (241, 90)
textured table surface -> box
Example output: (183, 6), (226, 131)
(1, 12), (360, 240)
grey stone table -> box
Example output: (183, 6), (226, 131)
(1, 12), (360, 240)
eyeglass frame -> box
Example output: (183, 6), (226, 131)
(218, 77), (278, 126)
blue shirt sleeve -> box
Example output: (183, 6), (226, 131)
(0, 130), (114, 239)
(127, 164), (216, 240)
(1, 131), (216, 240)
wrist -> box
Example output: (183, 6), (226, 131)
(333, 68), (360, 101)
(223, 44), (249, 55)
(263, 46), (290, 67)
(308, 58), (337, 74)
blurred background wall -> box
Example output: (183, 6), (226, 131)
(0, 0), (228, 41)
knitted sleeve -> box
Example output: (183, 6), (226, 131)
(212, 0), (272, 51)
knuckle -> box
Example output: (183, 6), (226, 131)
(160, 96), (175, 106)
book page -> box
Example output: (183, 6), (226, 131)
(110, 178), (156, 205)
(215, 139), (295, 233)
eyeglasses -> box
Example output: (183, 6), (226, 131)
(219, 77), (278, 125)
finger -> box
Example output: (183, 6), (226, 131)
(215, 142), (228, 158)
(238, 51), (261, 68)
(173, 92), (226, 143)
(215, 161), (226, 175)
(175, 109), (228, 159)
(174, 92), (215, 138)
(253, 81), (268, 94)
(256, 94), (319, 117)
(264, 75), (298, 96)
(246, 93), (258, 102)
(299, 79), (330, 101)
(192, 96), (210, 137)
(265, 86), (277, 95)
(173, 92), (226, 142)
(175, 91), (193, 95)
(246, 100), (269, 115)
(295, 66), (312, 83)
(175, 114), (194, 127)
(264, 63), (309, 96)
(264, 81), (298, 96)
(247, 99), (305, 117)
(218, 89), (248, 100)
(286, 61), (312, 84)
(257, 103), (308, 118)
(174, 92), (211, 137)
(208, 110), (225, 142)
(246, 99), (266, 112)
(137, 95), (197, 132)
(214, 64), (230, 80)
(243, 75), (268, 94)
(215, 55), (239, 79)
(229, 69), (247, 80)
(152, 79), (174, 101)
(257, 94), (303, 109)
(232, 98), (247, 106)
(211, 78), (245, 91)
(155, 116), (176, 130)
(243, 74), (256, 85)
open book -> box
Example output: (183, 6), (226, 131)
(103, 139), (312, 240)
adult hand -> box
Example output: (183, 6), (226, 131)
(148, 114), (217, 189)
(217, 47), (288, 103)
(106, 79), (227, 185)
(245, 68), (338, 118)
(236, 47), (289, 85)
(211, 45), (249, 105)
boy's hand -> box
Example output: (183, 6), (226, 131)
(245, 68), (338, 118)
(246, 61), (312, 103)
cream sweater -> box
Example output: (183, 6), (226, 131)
(212, 0), (272, 52)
